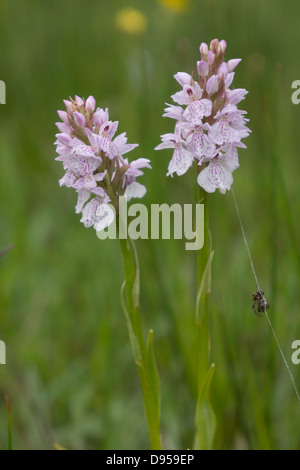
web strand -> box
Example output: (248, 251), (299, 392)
(231, 188), (260, 290)
(231, 187), (300, 402)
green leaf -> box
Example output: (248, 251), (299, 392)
(120, 281), (142, 364)
(146, 330), (161, 428)
(196, 249), (214, 325)
(137, 329), (162, 450)
(195, 363), (216, 450)
(131, 240), (140, 311)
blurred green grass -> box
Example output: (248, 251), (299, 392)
(0, 0), (300, 449)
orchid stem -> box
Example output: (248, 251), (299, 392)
(194, 187), (216, 450)
(197, 188), (211, 385)
(119, 235), (162, 450)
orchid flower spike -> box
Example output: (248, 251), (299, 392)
(155, 39), (250, 194)
(55, 96), (151, 231)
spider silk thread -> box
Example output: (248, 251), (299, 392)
(231, 187), (300, 402)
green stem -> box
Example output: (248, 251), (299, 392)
(119, 236), (162, 450)
(197, 188), (211, 387)
(119, 237), (145, 357)
(105, 172), (119, 210)
(194, 187), (216, 450)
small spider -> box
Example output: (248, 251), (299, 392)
(252, 288), (270, 318)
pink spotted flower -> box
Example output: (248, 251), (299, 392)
(55, 96), (151, 231)
(155, 39), (250, 193)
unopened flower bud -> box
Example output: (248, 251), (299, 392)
(86, 96), (96, 113)
(63, 99), (74, 114)
(55, 122), (70, 134)
(56, 133), (72, 145)
(197, 60), (209, 77)
(217, 63), (228, 79)
(75, 95), (85, 108)
(199, 42), (208, 58)
(206, 75), (219, 95)
(210, 38), (219, 54)
(227, 58), (242, 72)
(73, 111), (86, 128)
(207, 50), (215, 66)
(219, 40), (227, 54)
(57, 110), (70, 124)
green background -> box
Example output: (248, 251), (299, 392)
(0, 0), (300, 449)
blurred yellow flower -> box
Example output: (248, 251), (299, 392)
(157, 0), (190, 13)
(54, 443), (67, 450)
(115, 8), (147, 35)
